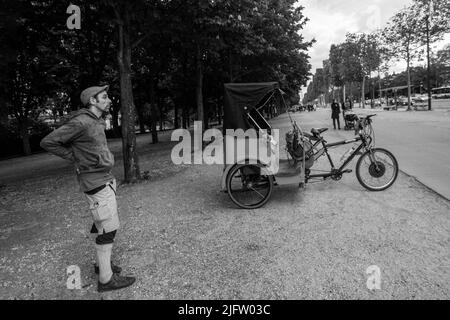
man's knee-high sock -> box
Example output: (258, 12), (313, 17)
(95, 244), (113, 284)
(92, 235), (99, 267)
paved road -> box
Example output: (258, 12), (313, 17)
(283, 107), (450, 200)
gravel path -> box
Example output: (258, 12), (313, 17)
(1, 119), (449, 300)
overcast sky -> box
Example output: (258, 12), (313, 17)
(298, 0), (450, 90)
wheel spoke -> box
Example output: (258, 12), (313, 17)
(248, 186), (265, 199)
(357, 149), (398, 191)
(227, 165), (273, 209)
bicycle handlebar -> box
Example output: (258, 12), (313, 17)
(356, 114), (377, 120)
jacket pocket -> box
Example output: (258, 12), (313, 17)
(76, 150), (99, 171)
(96, 150), (114, 169)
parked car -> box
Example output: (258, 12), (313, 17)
(364, 99), (381, 108)
(397, 96), (414, 106)
(288, 106), (298, 113)
(412, 94), (428, 104)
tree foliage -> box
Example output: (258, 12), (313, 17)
(304, 0), (450, 108)
(0, 0), (313, 169)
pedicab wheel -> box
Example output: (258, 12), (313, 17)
(226, 163), (274, 209)
(356, 148), (399, 192)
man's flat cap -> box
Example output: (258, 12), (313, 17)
(80, 85), (109, 106)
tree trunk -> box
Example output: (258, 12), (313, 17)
(406, 51), (412, 112)
(158, 97), (164, 131)
(111, 99), (121, 138)
(378, 69), (382, 105)
(394, 90), (398, 108)
(426, 16), (432, 111)
(148, 78), (158, 144)
(182, 106), (188, 129)
(343, 84), (346, 102)
(174, 104), (179, 129)
(195, 43), (204, 129)
(182, 53), (189, 129)
(19, 119), (31, 156)
(371, 78), (375, 108)
(150, 107), (158, 143)
(348, 82), (352, 105)
(136, 104), (146, 134)
(117, 5), (140, 182)
(361, 77), (366, 109)
(229, 50), (233, 82)
(217, 91), (222, 125)
(204, 100), (209, 130)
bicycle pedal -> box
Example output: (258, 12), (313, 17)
(343, 170), (353, 174)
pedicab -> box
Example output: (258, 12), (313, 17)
(221, 82), (399, 209)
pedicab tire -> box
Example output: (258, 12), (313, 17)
(356, 148), (399, 192)
(226, 163), (274, 210)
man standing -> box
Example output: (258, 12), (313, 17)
(345, 97), (353, 110)
(331, 99), (341, 130)
(40, 85), (136, 292)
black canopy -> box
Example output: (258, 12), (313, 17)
(223, 82), (279, 131)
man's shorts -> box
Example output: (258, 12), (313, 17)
(85, 179), (120, 234)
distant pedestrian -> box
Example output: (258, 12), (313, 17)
(345, 97), (353, 110)
(40, 85), (136, 293)
(331, 99), (341, 130)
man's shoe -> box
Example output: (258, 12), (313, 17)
(94, 263), (122, 275)
(98, 273), (136, 292)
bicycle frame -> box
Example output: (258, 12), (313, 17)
(306, 134), (370, 181)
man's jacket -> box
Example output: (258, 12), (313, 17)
(40, 109), (114, 192)
(331, 103), (341, 118)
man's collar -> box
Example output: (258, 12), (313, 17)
(87, 106), (103, 119)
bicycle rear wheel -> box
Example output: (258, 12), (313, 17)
(226, 164), (274, 209)
(356, 148), (399, 191)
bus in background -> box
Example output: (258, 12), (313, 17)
(432, 87), (450, 99)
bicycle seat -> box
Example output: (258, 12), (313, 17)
(303, 132), (320, 141)
(311, 128), (328, 136)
